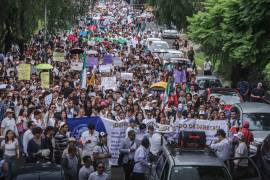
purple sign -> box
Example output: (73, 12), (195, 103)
(174, 69), (187, 83)
(86, 56), (98, 67)
(103, 54), (113, 64)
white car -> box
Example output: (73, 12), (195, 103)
(163, 49), (184, 60)
(146, 37), (161, 48)
(162, 29), (179, 39)
(149, 40), (169, 53)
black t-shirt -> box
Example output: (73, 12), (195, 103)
(251, 88), (265, 102)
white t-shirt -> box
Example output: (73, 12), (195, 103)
(234, 142), (248, 167)
(1, 117), (18, 136)
(1, 139), (18, 157)
(204, 61), (212, 71)
(80, 131), (99, 155)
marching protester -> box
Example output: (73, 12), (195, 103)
(79, 156), (94, 180)
(88, 161), (109, 180)
(54, 123), (69, 163)
(81, 123), (99, 158)
(119, 129), (138, 180)
(62, 146), (80, 180)
(132, 137), (151, 180)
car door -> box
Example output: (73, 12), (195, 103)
(227, 157), (262, 180)
(151, 152), (167, 180)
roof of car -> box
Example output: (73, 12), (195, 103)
(209, 88), (237, 93)
(235, 102), (270, 113)
(164, 29), (178, 33)
(167, 49), (182, 54)
(152, 40), (169, 44)
(169, 150), (225, 167)
(196, 75), (220, 80)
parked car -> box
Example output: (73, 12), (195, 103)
(232, 102), (270, 156)
(150, 131), (262, 180)
(163, 57), (192, 70)
(207, 88), (243, 110)
(162, 29), (179, 39)
(13, 163), (64, 180)
(149, 40), (170, 53)
(162, 49), (184, 61)
(196, 75), (223, 96)
(146, 37), (161, 49)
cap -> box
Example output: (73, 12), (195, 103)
(129, 119), (136, 124)
(234, 132), (245, 141)
(151, 100), (157, 103)
(5, 108), (14, 113)
(68, 137), (77, 142)
(243, 121), (249, 128)
(215, 129), (226, 137)
(59, 122), (67, 129)
(99, 132), (107, 137)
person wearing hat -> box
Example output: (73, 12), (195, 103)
(80, 123), (99, 158)
(54, 123), (69, 164)
(62, 137), (82, 162)
(233, 132), (248, 170)
(125, 119), (137, 138)
(240, 121), (254, 149)
(93, 132), (111, 173)
(210, 129), (231, 162)
(250, 82), (265, 102)
(1, 108), (18, 137)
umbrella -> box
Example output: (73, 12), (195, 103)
(67, 34), (77, 42)
(70, 47), (84, 54)
(150, 81), (167, 91)
(36, 64), (53, 70)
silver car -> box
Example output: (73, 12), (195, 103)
(195, 75), (223, 96)
(232, 102), (270, 154)
(162, 30), (179, 39)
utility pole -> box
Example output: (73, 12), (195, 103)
(44, 0), (47, 42)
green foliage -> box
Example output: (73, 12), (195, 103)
(0, 0), (89, 52)
(188, 0), (270, 82)
(148, 0), (204, 29)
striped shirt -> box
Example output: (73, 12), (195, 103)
(54, 132), (68, 162)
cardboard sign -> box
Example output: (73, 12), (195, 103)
(99, 64), (112, 73)
(40, 72), (50, 89)
(113, 57), (123, 66)
(101, 76), (117, 90)
(86, 56), (98, 67)
(104, 54), (113, 64)
(53, 52), (65, 62)
(71, 62), (83, 71)
(18, 64), (31, 81)
(121, 73), (133, 80)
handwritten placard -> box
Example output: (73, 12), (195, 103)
(18, 64), (31, 81)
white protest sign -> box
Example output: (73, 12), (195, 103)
(44, 94), (52, 107)
(101, 76), (117, 90)
(120, 73), (133, 81)
(176, 119), (228, 144)
(101, 118), (128, 165)
(99, 64), (112, 73)
(71, 62), (83, 71)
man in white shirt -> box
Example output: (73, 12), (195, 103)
(203, 58), (212, 75)
(88, 162), (109, 180)
(210, 129), (231, 162)
(81, 123), (99, 157)
(23, 121), (35, 157)
(150, 130), (163, 162)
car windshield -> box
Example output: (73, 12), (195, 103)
(243, 113), (270, 131)
(210, 93), (241, 105)
(152, 43), (169, 50)
(170, 166), (230, 180)
(197, 79), (222, 90)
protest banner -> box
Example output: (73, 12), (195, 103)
(120, 72), (133, 80)
(113, 57), (123, 66)
(86, 56), (98, 67)
(99, 64), (112, 73)
(175, 119), (228, 144)
(40, 72), (50, 89)
(18, 64), (31, 80)
(103, 54), (113, 64)
(174, 69), (186, 83)
(71, 62), (83, 71)
(101, 76), (117, 90)
(67, 117), (128, 165)
(53, 52), (65, 62)
(44, 93), (52, 107)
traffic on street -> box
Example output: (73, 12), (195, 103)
(0, 1), (269, 180)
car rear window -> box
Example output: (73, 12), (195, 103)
(170, 166), (230, 180)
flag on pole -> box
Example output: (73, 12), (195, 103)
(162, 80), (171, 110)
(81, 54), (87, 89)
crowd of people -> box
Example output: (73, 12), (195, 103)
(0, 1), (265, 180)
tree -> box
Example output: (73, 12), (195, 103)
(188, 0), (270, 85)
(148, 0), (204, 30)
(0, 0), (89, 53)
